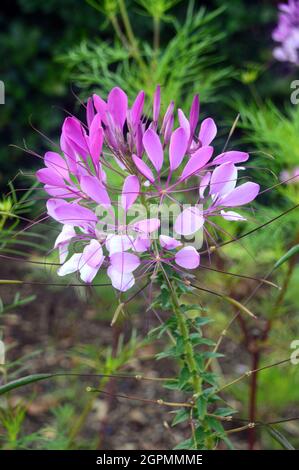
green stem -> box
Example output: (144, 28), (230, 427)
(168, 280), (202, 395)
(118, 0), (147, 73)
(153, 16), (160, 54)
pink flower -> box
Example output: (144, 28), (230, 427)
(272, 1), (299, 65)
(36, 85), (260, 292)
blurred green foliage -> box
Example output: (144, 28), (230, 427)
(1, 0), (297, 188)
(0, 0), (100, 186)
(1, 0), (299, 450)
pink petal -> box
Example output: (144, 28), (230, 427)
(62, 117), (88, 158)
(164, 114), (174, 145)
(174, 206), (204, 236)
(107, 266), (135, 292)
(199, 172), (211, 199)
(198, 118), (217, 146)
(46, 198), (65, 219)
(82, 239), (104, 268)
(54, 201), (97, 226)
(169, 127), (188, 171)
(132, 218), (160, 234)
(121, 175), (140, 211)
(36, 168), (65, 187)
(132, 154), (155, 182)
(178, 109), (190, 140)
(213, 151), (249, 166)
(86, 97), (95, 128)
(220, 210), (247, 221)
(107, 87), (128, 129)
(88, 114), (104, 167)
(131, 90), (144, 125)
(161, 101), (174, 134)
(175, 246), (200, 269)
(180, 146), (214, 181)
(80, 175), (111, 206)
(218, 182), (260, 207)
(60, 132), (78, 174)
(44, 152), (69, 179)
(189, 94), (200, 136)
(159, 235), (182, 250)
(143, 128), (163, 172)
(93, 94), (107, 125)
(135, 124), (144, 158)
(132, 236), (150, 253)
(44, 185), (77, 198)
(110, 252), (140, 273)
(209, 162), (237, 196)
(153, 85), (161, 123)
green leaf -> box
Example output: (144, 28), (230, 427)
(206, 416), (225, 436)
(191, 336), (215, 346)
(171, 408), (190, 426)
(265, 425), (295, 450)
(163, 379), (179, 390)
(156, 346), (178, 360)
(222, 435), (235, 450)
(195, 317), (214, 327)
(173, 438), (194, 450)
(214, 407), (237, 417)
(196, 396), (207, 419)
(201, 351), (224, 359)
(178, 366), (190, 389)
(201, 371), (219, 387)
(0, 374), (54, 395)
(274, 244), (299, 269)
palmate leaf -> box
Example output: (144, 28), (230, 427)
(264, 425), (295, 450)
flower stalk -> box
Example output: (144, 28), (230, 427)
(169, 281), (202, 395)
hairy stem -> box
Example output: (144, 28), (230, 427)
(169, 281), (202, 395)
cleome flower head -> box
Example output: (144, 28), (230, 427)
(272, 0), (299, 65)
(36, 86), (260, 291)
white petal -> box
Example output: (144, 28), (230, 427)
(105, 235), (134, 255)
(107, 267), (135, 292)
(174, 207), (204, 236)
(57, 253), (83, 276)
(220, 210), (247, 221)
(54, 225), (76, 248)
(80, 264), (99, 283)
(159, 235), (182, 250)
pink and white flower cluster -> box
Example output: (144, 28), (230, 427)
(37, 86), (260, 291)
(273, 0), (299, 65)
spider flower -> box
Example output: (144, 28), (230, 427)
(272, 0), (299, 65)
(37, 86), (260, 291)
